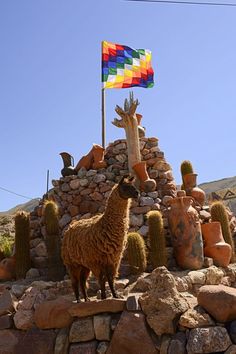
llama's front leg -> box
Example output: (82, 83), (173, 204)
(68, 266), (80, 303)
(106, 266), (118, 298)
(71, 275), (80, 303)
(99, 271), (106, 299)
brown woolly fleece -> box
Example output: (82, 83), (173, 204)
(61, 183), (131, 279)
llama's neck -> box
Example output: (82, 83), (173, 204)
(102, 185), (130, 221)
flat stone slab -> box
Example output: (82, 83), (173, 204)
(68, 299), (126, 317)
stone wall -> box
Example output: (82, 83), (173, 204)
(29, 137), (177, 275)
(1, 265), (236, 353)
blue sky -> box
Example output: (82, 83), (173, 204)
(0, 0), (236, 211)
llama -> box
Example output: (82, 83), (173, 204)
(61, 175), (139, 301)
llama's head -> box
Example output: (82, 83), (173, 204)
(118, 175), (139, 199)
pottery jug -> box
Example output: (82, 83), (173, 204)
(183, 173), (205, 206)
(60, 152), (76, 177)
(168, 196), (204, 270)
(201, 221), (232, 267)
(132, 161), (156, 192)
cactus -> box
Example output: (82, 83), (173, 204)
(43, 200), (65, 281)
(126, 232), (147, 274)
(210, 201), (235, 262)
(147, 210), (167, 268)
(180, 160), (194, 177)
(15, 211), (31, 279)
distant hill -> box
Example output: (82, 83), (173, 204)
(199, 176), (236, 196)
(199, 176), (236, 215)
(0, 198), (40, 216)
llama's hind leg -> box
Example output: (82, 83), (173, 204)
(106, 266), (118, 298)
(80, 266), (90, 302)
(68, 266), (81, 303)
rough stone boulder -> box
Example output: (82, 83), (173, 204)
(198, 284), (236, 322)
(186, 327), (232, 353)
(0, 289), (17, 316)
(179, 305), (215, 329)
(139, 266), (189, 336)
(106, 311), (157, 354)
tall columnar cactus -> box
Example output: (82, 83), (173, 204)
(15, 211), (31, 279)
(43, 200), (65, 281)
(180, 160), (194, 177)
(126, 232), (147, 274)
(147, 210), (167, 268)
(180, 160), (194, 190)
(210, 201), (235, 262)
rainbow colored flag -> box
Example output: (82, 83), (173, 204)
(102, 41), (154, 89)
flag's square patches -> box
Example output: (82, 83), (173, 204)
(109, 67), (117, 75)
(108, 61), (117, 69)
(102, 41), (154, 89)
(116, 56), (125, 64)
(124, 57), (133, 65)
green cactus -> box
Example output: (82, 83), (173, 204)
(180, 160), (194, 177)
(127, 232), (147, 274)
(210, 201), (235, 262)
(180, 160), (194, 191)
(44, 200), (65, 281)
(15, 211), (31, 279)
(147, 210), (167, 268)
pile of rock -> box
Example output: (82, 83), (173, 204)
(28, 137), (177, 275)
(1, 266), (236, 353)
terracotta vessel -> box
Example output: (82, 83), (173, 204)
(92, 144), (107, 169)
(75, 150), (93, 171)
(75, 144), (107, 171)
(0, 256), (16, 281)
(132, 161), (156, 192)
(60, 152), (76, 177)
(183, 173), (205, 206)
(201, 221), (232, 267)
(136, 113), (145, 138)
(168, 196), (204, 270)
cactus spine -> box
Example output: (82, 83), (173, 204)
(44, 200), (65, 281)
(127, 232), (147, 274)
(147, 210), (167, 268)
(15, 211), (31, 279)
(210, 201), (235, 262)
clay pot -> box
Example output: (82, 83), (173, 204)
(92, 144), (107, 169)
(132, 161), (156, 192)
(201, 222), (232, 267)
(0, 256), (16, 281)
(75, 149), (94, 171)
(183, 173), (205, 206)
(168, 196), (204, 270)
(136, 114), (145, 138)
(60, 152), (76, 177)
(136, 113), (142, 125)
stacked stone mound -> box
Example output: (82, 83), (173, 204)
(29, 137), (176, 275)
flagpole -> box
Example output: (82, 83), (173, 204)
(102, 87), (106, 148)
